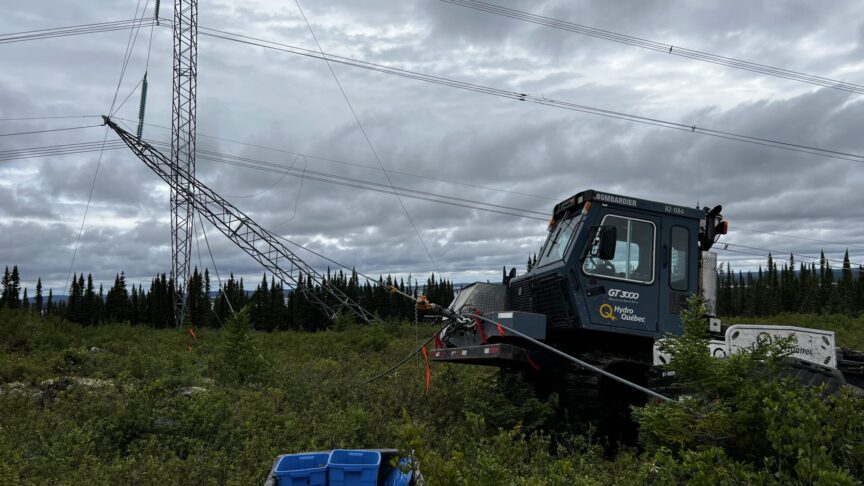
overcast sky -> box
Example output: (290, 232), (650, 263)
(2, 0), (863, 294)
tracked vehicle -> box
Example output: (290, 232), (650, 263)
(430, 189), (864, 421)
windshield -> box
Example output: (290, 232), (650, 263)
(537, 214), (582, 267)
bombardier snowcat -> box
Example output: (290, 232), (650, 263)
(430, 189), (864, 423)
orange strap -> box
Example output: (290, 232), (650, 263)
(420, 346), (431, 392)
(495, 323), (505, 337)
(474, 310), (489, 344)
(187, 327), (198, 341)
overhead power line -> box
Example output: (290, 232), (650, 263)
(192, 24), (864, 165)
(0, 18), (158, 45)
(112, 121), (864, 248)
(7, 135), (864, 260)
(9, 135), (864, 259)
(114, 117), (555, 201)
(0, 140), (128, 161)
(0, 115), (101, 122)
(720, 242), (864, 268)
(0, 132), (547, 221)
(442, 0), (864, 96)
(715, 246), (826, 267)
(735, 226), (864, 252)
(7, 18), (863, 164)
(9, 143), (864, 268)
(0, 125), (102, 137)
(122, 121), (555, 222)
(193, 149), (548, 218)
(193, 157), (547, 220)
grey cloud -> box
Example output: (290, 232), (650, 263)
(2, 0), (863, 290)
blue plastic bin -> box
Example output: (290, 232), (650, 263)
(328, 449), (381, 486)
(273, 451), (330, 486)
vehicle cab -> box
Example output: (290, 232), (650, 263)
(507, 189), (724, 340)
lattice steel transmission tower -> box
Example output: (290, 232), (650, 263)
(170, 0), (198, 327)
(103, 117), (375, 325)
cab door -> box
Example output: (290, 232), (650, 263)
(657, 219), (699, 336)
(580, 211), (660, 333)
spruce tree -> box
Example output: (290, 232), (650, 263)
(186, 268), (207, 328)
(270, 276), (289, 330)
(130, 285), (140, 325)
(66, 274), (81, 323)
(201, 268), (212, 328)
(822, 256), (839, 313)
(743, 271), (756, 316)
(250, 274), (273, 331)
(781, 254), (797, 313)
(840, 250), (854, 313)
(765, 254), (780, 314)
(0, 266), (9, 307)
(35, 278), (43, 315)
(84, 274), (96, 325)
(97, 284), (105, 323)
(46, 288), (54, 315)
(22, 288), (29, 310)
(7, 266), (22, 309)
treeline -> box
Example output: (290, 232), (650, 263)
(718, 251), (864, 316)
(0, 265), (455, 331)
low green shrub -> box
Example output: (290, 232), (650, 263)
(635, 295), (864, 484)
(3, 306), (863, 484)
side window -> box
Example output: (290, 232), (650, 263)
(670, 226), (689, 291)
(583, 215), (655, 284)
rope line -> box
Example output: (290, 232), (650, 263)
(472, 313), (671, 401)
(63, 127), (109, 295)
(292, 0), (443, 276)
(64, 0), (150, 297)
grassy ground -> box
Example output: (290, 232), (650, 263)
(0, 310), (645, 485)
(2, 310), (863, 484)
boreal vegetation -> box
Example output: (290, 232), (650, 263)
(2, 303), (864, 484)
(2, 256), (864, 484)
(0, 265), (454, 330)
(634, 298), (864, 484)
(717, 251), (864, 316)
